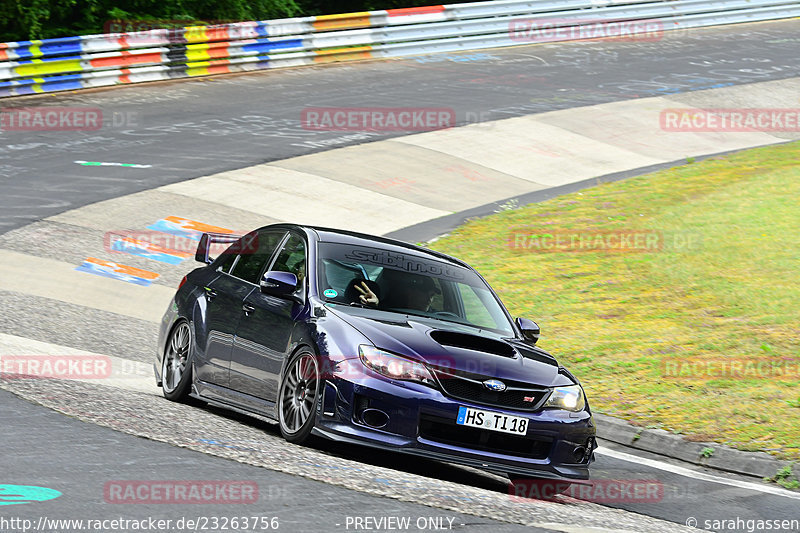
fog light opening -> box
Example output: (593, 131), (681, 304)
(361, 408), (389, 428)
(573, 445), (588, 463)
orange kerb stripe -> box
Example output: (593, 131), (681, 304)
(386, 5), (445, 16)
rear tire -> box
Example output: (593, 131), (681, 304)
(161, 320), (193, 402)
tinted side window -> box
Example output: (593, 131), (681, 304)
(230, 231), (285, 284)
(270, 234), (307, 286)
(216, 251), (237, 274)
(214, 234), (253, 273)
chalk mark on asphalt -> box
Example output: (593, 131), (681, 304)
(596, 447), (800, 500)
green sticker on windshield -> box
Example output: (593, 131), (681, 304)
(323, 289), (338, 298)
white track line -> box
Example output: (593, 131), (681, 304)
(0, 333), (159, 395)
(596, 447), (800, 500)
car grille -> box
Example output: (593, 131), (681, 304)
(419, 413), (551, 459)
(432, 370), (549, 412)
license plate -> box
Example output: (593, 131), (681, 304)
(456, 406), (528, 435)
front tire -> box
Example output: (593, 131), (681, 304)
(278, 350), (320, 444)
(161, 320), (193, 402)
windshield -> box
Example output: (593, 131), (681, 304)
(317, 242), (514, 336)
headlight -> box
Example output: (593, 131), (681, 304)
(358, 345), (435, 386)
(544, 385), (586, 412)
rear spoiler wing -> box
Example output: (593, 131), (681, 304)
(195, 232), (242, 264)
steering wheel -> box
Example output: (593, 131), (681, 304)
(433, 311), (461, 319)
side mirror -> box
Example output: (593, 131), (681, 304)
(260, 271), (299, 300)
(516, 317), (540, 344)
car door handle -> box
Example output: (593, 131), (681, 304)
(242, 303), (255, 315)
(203, 287), (217, 300)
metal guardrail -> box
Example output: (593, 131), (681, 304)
(1, 0), (798, 98)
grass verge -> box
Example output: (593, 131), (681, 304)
(430, 141), (800, 460)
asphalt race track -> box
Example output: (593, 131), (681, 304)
(0, 389), (542, 533)
(2, 20), (800, 232)
(2, 19), (800, 533)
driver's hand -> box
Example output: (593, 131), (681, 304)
(354, 281), (379, 306)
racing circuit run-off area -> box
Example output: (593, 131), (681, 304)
(1, 1), (800, 533)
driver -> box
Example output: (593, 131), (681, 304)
(354, 275), (440, 312)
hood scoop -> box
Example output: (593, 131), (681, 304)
(515, 345), (558, 365)
(430, 330), (516, 358)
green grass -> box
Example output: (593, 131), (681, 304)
(430, 141), (800, 460)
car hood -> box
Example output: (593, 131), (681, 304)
(326, 304), (571, 387)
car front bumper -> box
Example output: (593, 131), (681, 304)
(314, 358), (596, 481)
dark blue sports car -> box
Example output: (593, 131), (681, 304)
(155, 224), (595, 484)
